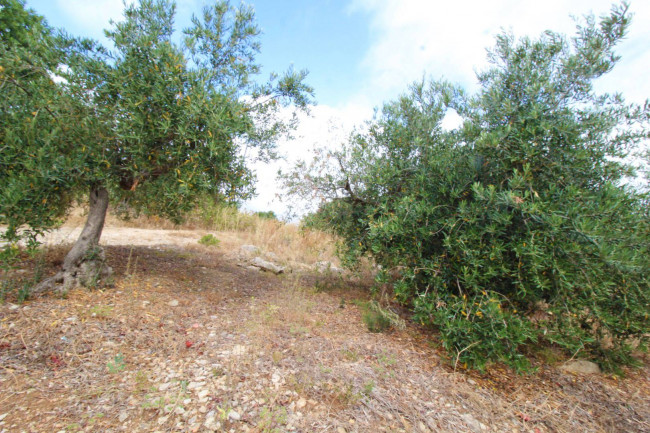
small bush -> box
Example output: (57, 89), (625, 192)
(254, 210), (278, 220)
(198, 234), (220, 247)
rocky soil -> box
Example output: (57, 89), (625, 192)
(1, 228), (649, 433)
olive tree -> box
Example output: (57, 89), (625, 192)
(286, 3), (649, 371)
(0, 0), (312, 291)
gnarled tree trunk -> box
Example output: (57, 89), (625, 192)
(35, 187), (113, 294)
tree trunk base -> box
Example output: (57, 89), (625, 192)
(33, 246), (113, 295)
(32, 187), (112, 295)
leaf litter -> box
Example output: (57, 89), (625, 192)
(0, 233), (648, 433)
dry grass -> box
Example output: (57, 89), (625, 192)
(64, 203), (339, 266)
(2, 216), (650, 433)
(2, 246), (648, 433)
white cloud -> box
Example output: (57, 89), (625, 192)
(243, 103), (373, 219)
(54, 0), (203, 42)
(350, 0), (650, 105)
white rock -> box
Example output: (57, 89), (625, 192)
(460, 414), (482, 432)
(250, 257), (285, 274)
(560, 360), (601, 375)
(232, 345), (248, 355)
(240, 245), (259, 254)
(197, 390), (210, 399)
(228, 410), (241, 421)
(157, 416), (168, 425)
(296, 398), (307, 409)
(204, 417), (221, 431)
(158, 382), (172, 391)
(187, 381), (205, 390)
(314, 261), (343, 274)
(168, 300), (179, 307)
(118, 411), (128, 422)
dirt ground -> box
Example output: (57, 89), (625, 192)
(1, 227), (649, 433)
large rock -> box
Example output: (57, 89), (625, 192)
(314, 261), (343, 275)
(250, 257), (285, 274)
(240, 245), (260, 254)
(560, 360), (601, 375)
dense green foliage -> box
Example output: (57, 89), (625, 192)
(288, 3), (649, 371)
(254, 210), (278, 220)
(1, 0), (311, 263)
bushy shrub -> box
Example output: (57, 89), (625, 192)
(286, 3), (649, 371)
(198, 234), (220, 247)
(254, 210), (278, 220)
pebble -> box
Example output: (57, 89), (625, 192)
(296, 398), (307, 408)
(158, 382), (171, 391)
(118, 411), (128, 422)
(168, 300), (179, 307)
(187, 381), (205, 390)
(228, 410), (241, 421)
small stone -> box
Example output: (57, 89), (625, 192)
(157, 416), (168, 425)
(187, 381), (205, 390)
(175, 407), (185, 415)
(197, 390), (209, 399)
(8, 304), (19, 311)
(468, 379), (477, 385)
(560, 360), (601, 375)
(232, 345), (247, 355)
(296, 398), (307, 409)
(158, 382), (171, 391)
(337, 427), (346, 433)
(204, 417), (220, 431)
(228, 410), (241, 421)
(168, 300), (179, 307)
(118, 411), (128, 422)
(241, 245), (259, 254)
(460, 414), (482, 432)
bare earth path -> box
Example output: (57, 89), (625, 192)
(1, 226), (649, 432)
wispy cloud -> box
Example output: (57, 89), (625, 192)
(349, 0), (650, 105)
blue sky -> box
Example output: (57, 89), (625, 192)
(24, 0), (650, 217)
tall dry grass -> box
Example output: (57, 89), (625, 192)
(65, 202), (339, 265)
